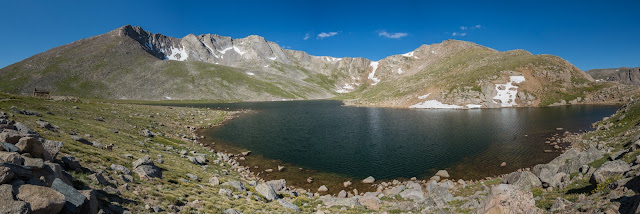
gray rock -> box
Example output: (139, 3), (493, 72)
(132, 155), (153, 168)
(13, 123), (36, 135)
(0, 129), (23, 144)
(50, 178), (88, 214)
(551, 172), (570, 189)
(0, 200), (31, 214)
(133, 155), (161, 179)
(502, 171), (541, 191)
(476, 184), (540, 214)
(42, 140), (63, 161)
(208, 177), (220, 185)
(425, 180), (453, 205)
(337, 190), (347, 198)
(318, 185), (328, 192)
(17, 184), (66, 214)
(88, 172), (111, 186)
(35, 120), (53, 130)
(187, 156), (206, 165)
(0, 151), (24, 165)
(186, 173), (198, 180)
(0, 142), (20, 153)
(133, 165), (162, 179)
(141, 130), (153, 137)
(590, 160), (631, 184)
(218, 188), (232, 197)
(550, 197), (571, 212)
(70, 136), (92, 145)
(16, 137), (45, 159)
(34, 162), (72, 187)
(0, 184), (14, 200)
(62, 156), (82, 171)
(355, 195), (382, 210)
(255, 183), (279, 201)
(222, 180), (246, 191)
(223, 208), (243, 214)
(383, 185), (405, 196)
(1, 163), (32, 180)
(266, 179), (286, 191)
(400, 188), (425, 201)
(362, 176), (375, 184)
(556, 147), (605, 175)
(110, 164), (131, 175)
(320, 196), (362, 208)
(23, 157), (44, 169)
(435, 170), (450, 178)
(277, 199), (300, 211)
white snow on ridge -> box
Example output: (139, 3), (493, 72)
(218, 47), (233, 54)
(323, 56), (342, 62)
(368, 61), (380, 85)
(397, 68), (404, 74)
(233, 46), (246, 56)
(245, 72), (255, 76)
(202, 42), (220, 58)
(492, 75), (526, 107)
(409, 100), (463, 109)
(418, 93), (431, 99)
(402, 51), (416, 58)
(268, 56), (277, 60)
(166, 46), (188, 61)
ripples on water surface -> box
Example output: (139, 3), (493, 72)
(183, 101), (618, 180)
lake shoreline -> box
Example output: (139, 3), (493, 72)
(192, 103), (617, 196)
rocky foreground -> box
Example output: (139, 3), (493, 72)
(1, 93), (640, 213)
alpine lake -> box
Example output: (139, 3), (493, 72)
(165, 100), (619, 193)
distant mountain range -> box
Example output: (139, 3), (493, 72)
(586, 67), (640, 85)
(0, 25), (633, 108)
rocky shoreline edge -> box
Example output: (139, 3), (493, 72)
(191, 100), (640, 213)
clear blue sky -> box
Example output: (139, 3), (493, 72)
(1, 0), (638, 70)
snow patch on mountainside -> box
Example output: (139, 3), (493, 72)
(268, 56), (277, 60)
(202, 43), (220, 58)
(492, 76), (526, 107)
(466, 104), (482, 108)
(418, 93), (431, 99)
(166, 46), (188, 61)
(368, 61), (380, 85)
(409, 100), (463, 109)
(322, 56), (342, 62)
(336, 83), (355, 93)
(233, 46), (246, 56)
(402, 51), (417, 58)
(397, 68), (404, 74)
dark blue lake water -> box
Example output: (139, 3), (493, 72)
(184, 101), (618, 180)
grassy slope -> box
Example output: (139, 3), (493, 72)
(0, 33), (327, 101)
(343, 46), (606, 107)
(0, 93), (311, 213)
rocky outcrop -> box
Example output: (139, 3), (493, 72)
(16, 184), (66, 214)
(132, 155), (162, 179)
(477, 184), (540, 214)
(590, 160), (631, 184)
(0, 118), (101, 214)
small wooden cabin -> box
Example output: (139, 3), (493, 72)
(33, 88), (50, 98)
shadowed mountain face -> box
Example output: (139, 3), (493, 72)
(586, 67), (640, 85)
(0, 25), (633, 107)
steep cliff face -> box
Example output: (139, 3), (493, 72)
(0, 25), (632, 107)
(586, 67), (640, 85)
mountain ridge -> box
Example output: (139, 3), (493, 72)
(0, 25), (634, 107)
